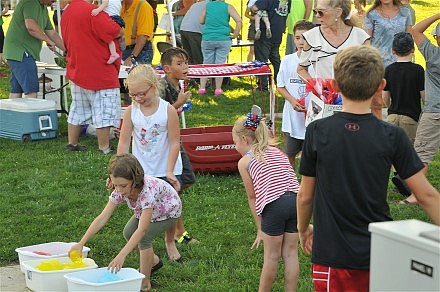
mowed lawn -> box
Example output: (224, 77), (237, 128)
(0, 1), (439, 291)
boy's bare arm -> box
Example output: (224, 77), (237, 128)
(277, 87), (306, 111)
(411, 13), (440, 46)
(297, 176), (315, 233)
(406, 171), (440, 225)
(382, 90), (391, 108)
(297, 176), (315, 255)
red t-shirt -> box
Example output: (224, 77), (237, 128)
(61, 0), (121, 90)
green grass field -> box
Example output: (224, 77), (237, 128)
(0, 1), (439, 291)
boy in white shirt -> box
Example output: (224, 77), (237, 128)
(277, 20), (315, 169)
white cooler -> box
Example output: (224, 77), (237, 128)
(369, 219), (440, 291)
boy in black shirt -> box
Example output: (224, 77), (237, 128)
(297, 46), (440, 292)
(383, 32), (425, 197)
(383, 32), (425, 143)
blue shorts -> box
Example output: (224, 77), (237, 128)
(201, 40), (232, 64)
(8, 53), (39, 94)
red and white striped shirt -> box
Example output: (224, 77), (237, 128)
(248, 146), (300, 215)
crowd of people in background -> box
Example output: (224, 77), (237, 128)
(1, 0), (440, 290)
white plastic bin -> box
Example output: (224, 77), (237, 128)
(16, 242), (90, 272)
(22, 257), (97, 292)
(64, 267), (145, 292)
(369, 219), (440, 291)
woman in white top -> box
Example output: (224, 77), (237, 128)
(297, 0), (370, 80)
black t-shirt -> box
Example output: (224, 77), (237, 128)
(384, 62), (425, 122)
(299, 112), (424, 270)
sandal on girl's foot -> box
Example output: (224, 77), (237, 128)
(137, 258), (163, 275)
(175, 231), (199, 244)
(198, 88), (207, 95)
(399, 199), (418, 205)
(214, 89), (223, 96)
(151, 258), (163, 274)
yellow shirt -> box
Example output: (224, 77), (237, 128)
(121, 0), (154, 45)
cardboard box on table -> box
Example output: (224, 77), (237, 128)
(305, 94), (342, 127)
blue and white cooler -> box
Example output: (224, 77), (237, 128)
(0, 98), (58, 141)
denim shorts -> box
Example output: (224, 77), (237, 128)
(8, 52), (39, 94)
(122, 41), (153, 64)
(201, 40), (231, 64)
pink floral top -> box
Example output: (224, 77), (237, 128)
(109, 176), (182, 222)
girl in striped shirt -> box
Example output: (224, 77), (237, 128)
(232, 106), (301, 291)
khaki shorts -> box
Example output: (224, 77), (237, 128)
(414, 112), (440, 164)
(387, 114), (418, 143)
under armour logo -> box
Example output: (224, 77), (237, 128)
(345, 123), (360, 131)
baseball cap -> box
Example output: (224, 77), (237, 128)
(392, 32), (414, 55)
(431, 23), (440, 36)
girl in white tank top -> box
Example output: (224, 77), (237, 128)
(117, 64), (183, 192)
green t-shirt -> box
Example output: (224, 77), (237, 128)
(4, 0), (53, 61)
(286, 0), (314, 34)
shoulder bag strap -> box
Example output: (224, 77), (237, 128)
(131, 0), (145, 45)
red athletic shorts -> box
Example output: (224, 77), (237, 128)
(312, 264), (370, 292)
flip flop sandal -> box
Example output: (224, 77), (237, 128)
(175, 231), (198, 244)
(151, 258), (163, 273)
(391, 175), (411, 197)
(137, 258), (163, 275)
(399, 199), (417, 205)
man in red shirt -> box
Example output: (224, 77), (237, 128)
(61, 0), (123, 154)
